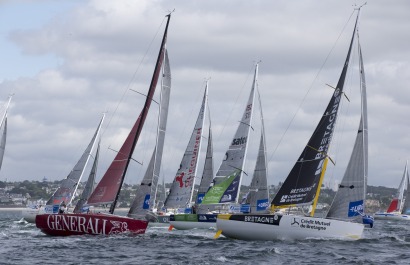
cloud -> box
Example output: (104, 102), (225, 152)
(1, 0), (410, 190)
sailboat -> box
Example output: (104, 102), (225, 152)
(35, 13), (172, 236)
(374, 161), (410, 220)
(169, 63), (259, 230)
(127, 47), (171, 223)
(215, 8), (366, 241)
(0, 95), (12, 172)
(23, 114), (104, 223)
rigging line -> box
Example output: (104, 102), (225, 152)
(216, 64), (253, 142)
(100, 16), (168, 139)
(267, 10), (356, 164)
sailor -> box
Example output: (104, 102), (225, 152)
(59, 201), (66, 214)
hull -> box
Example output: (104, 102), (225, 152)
(169, 214), (217, 230)
(374, 212), (410, 221)
(145, 211), (170, 223)
(216, 214), (364, 241)
(22, 207), (39, 223)
(35, 213), (148, 236)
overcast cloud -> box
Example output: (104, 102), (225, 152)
(1, 0), (409, 189)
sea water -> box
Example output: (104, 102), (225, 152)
(1, 208), (409, 265)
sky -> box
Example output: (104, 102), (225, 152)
(0, 0), (409, 189)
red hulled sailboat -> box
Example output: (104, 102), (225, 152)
(36, 13), (172, 236)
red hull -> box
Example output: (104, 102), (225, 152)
(35, 213), (148, 236)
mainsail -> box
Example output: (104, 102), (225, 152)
(271, 15), (359, 214)
(210, 63), (258, 204)
(244, 89), (269, 213)
(326, 33), (368, 221)
(46, 115), (104, 206)
(164, 82), (208, 209)
(73, 140), (100, 213)
(128, 49), (171, 218)
(0, 95), (12, 171)
(86, 14), (171, 214)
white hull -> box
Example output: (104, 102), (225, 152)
(374, 212), (410, 221)
(22, 207), (42, 223)
(216, 214), (364, 241)
(169, 220), (216, 230)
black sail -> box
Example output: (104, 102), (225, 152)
(272, 15), (359, 208)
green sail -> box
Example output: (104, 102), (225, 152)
(201, 170), (240, 204)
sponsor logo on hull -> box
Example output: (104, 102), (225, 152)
(37, 214), (147, 235)
(229, 214), (282, 226)
(290, 217), (331, 231)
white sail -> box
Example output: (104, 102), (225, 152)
(0, 96), (12, 171)
(164, 81), (208, 209)
(46, 114), (104, 206)
(210, 64), (258, 205)
(326, 36), (368, 221)
(400, 162), (410, 214)
(128, 49), (171, 218)
(0, 118), (7, 171)
(73, 140), (100, 213)
(196, 122), (214, 205)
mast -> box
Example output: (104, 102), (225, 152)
(109, 14), (171, 214)
(0, 95), (12, 128)
(245, 87), (269, 213)
(235, 63), (258, 203)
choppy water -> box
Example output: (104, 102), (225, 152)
(1, 209), (410, 265)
